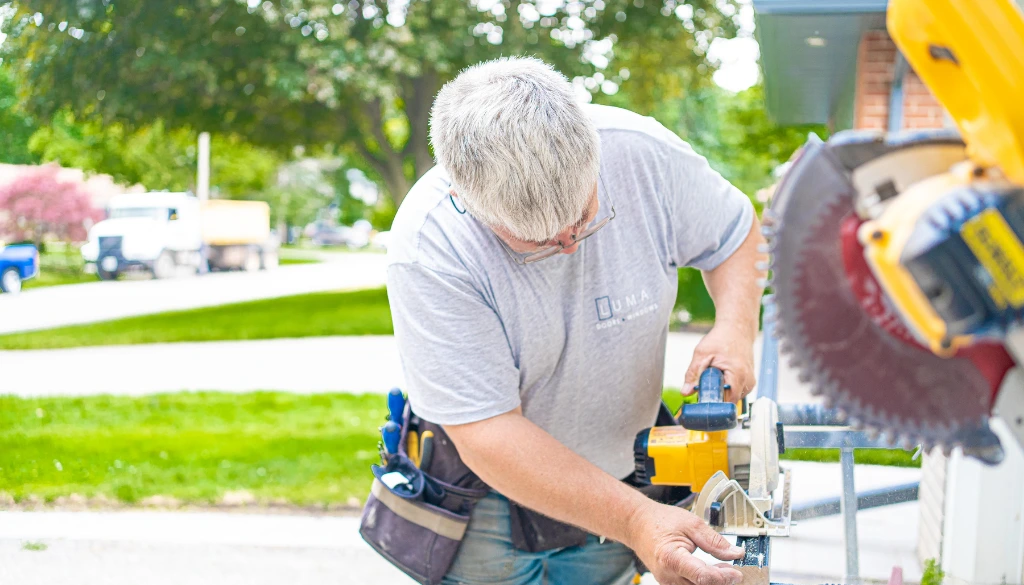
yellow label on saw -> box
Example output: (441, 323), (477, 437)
(961, 208), (1024, 309)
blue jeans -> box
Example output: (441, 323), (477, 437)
(442, 492), (637, 585)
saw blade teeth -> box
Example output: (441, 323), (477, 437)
(847, 416), (862, 430)
(866, 427), (881, 441)
(797, 370), (811, 383)
(882, 429), (897, 445)
(757, 243), (771, 254)
(761, 225), (775, 238)
(755, 261), (771, 272)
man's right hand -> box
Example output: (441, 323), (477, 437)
(626, 500), (745, 585)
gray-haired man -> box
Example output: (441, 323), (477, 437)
(386, 57), (765, 585)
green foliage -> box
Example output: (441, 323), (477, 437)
(675, 267), (716, 324)
(0, 287), (394, 349)
(2, 0), (740, 203)
(0, 392), (387, 505)
(677, 84), (827, 198)
(0, 65), (39, 164)
(369, 195), (398, 231)
(921, 558), (945, 585)
(28, 113), (280, 197)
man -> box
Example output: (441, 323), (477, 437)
(386, 57), (764, 585)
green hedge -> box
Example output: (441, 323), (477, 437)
(675, 268), (716, 324)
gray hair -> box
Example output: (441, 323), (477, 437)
(429, 57), (601, 242)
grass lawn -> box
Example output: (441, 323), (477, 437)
(0, 287), (393, 350)
(0, 391), (917, 508)
(0, 392), (386, 505)
(22, 247), (95, 290)
(23, 270), (95, 290)
(278, 257), (321, 265)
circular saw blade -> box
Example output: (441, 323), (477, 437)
(768, 133), (1000, 455)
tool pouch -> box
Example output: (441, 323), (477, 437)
(359, 403), (489, 585)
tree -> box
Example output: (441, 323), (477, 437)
(0, 64), (40, 164)
(28, 112), (281, 197)
(676, 83), (826, 198)
(0, 163), (103, 244)
(2, 0), (739, 204)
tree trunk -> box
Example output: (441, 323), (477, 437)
(403, 69), (439, 181)
(381, 166), (413, 208)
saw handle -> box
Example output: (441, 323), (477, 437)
(679, 367), (737, 432)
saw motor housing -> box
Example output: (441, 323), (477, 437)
(766, 0), (1024, 459)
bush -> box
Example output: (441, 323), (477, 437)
(675, 268), (716, 325)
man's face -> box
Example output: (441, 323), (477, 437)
(487, 183), (600, 256)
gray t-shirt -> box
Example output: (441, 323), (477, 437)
(386, 104), (754, 478)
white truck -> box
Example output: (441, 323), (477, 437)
(81, 192), (278, 280)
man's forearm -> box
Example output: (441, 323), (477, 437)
(702, 216), (766, 339)
(445, 409), (651, 546)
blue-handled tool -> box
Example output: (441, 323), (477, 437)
(679, 367), (737, 432)
(388, 388), (405, 427)
(382, 421), (401, 456)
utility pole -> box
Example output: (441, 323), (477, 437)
(197, 132), (211, 200)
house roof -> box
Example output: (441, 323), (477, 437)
(753, 0), (887, 129)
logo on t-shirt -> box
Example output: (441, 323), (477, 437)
(595, 289), (657, 329)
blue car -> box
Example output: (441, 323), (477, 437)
(0, 243), (39, 294)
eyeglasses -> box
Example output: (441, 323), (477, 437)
(496, 177), (615, 265)
(497, 205), (616, 264)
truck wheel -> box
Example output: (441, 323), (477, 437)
(260, 251), (279, 270)
(152, 251), (176, 279)
(0, 268), (22, 294)
(243, 248), (261, 272)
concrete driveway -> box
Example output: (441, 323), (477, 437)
(0, 253), (387, 335)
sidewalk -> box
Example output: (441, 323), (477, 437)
(0, 462), (921, 585)
(2, 332), (816, 403)
(0, 253), (387, 335)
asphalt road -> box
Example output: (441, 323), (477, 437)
(0, 462), (923, 585)
(0, 253), (388, 335)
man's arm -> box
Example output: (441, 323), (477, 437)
(445, 408), (745, 585)
(684, 216), (767, 402)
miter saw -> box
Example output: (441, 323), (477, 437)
(634, 368), (791, 585)
(765, 0), (1024, 464)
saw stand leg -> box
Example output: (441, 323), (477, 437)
(840, 447), (860, 581)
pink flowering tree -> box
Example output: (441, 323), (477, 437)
(0, 164), (102, 246)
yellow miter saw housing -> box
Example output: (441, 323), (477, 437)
(861, 0), (1024, 356)
(634, 368), (791, 584)
(767, 0), (1024, 461)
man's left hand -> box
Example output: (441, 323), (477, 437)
(683, 323), (756, 404)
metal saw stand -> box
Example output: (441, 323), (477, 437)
(757, 295), (921, 583)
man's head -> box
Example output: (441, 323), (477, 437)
(429, 57), (601, 254)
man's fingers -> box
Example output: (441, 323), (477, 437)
(688, 520), (745, 561)
(674, 553), (743, 585)
(683, 354), (715, 395)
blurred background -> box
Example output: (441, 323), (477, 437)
(0, 0), (1003, 583)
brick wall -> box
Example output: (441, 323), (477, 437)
(853, 30), (947, 131)
(902, 70), (946, 129)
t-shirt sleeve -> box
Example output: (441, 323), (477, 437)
(387, 262), (521, 425)
(659, 134), (755, 271)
